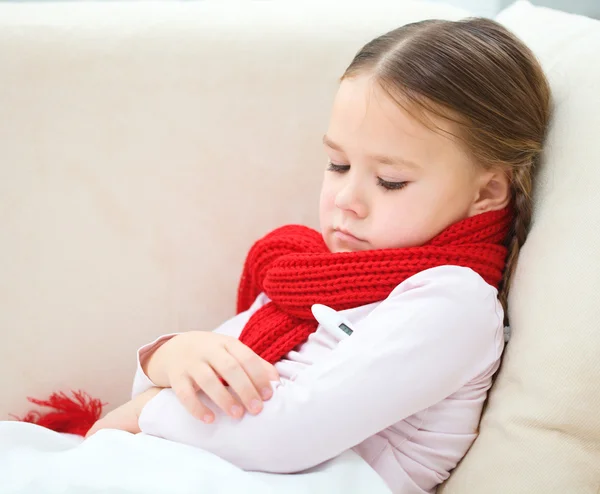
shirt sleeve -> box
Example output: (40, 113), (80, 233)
(138, 266), (503, 473)
(131, 292), (272, 398)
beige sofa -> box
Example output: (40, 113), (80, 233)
(1, 1), (599, 492)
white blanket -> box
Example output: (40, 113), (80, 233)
(0, 422), (391, 494)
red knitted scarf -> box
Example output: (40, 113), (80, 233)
(237, 207), (513, 364)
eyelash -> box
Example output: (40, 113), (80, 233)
(326, 162), (408, 191)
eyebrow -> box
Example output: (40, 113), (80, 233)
(322, 134), (421, 169)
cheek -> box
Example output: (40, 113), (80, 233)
(396, 178), (472, 244)
(369, 202), (424, 248)
(369, 187), (446, 248)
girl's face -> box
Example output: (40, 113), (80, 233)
(320, 74), (497, 253)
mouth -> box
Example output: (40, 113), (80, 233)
(333, 227), (365, 244)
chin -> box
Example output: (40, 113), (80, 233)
(323, 236), (346, 254)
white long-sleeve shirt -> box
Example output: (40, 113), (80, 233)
(134, 265), (505, 494)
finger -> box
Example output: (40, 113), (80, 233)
(226, 342), (276, 403)
(209, 349), (265, 415)
(170, 372), (216, 424)
(262, 359), (280, 382)
(187, 361), (246, 420)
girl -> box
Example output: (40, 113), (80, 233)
(87, 17), (550, 494)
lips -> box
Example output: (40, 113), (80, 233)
(333, 227), (365, 243)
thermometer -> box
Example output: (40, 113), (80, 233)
(311, 304), (355, 336)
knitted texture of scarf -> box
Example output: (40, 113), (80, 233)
(237, 207), (512, 364)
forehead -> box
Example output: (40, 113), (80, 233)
(328, 75), (462, 161)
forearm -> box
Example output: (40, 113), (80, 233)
(138, 385), (339, 473)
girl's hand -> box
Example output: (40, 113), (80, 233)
(85, 387), (161, 438)
(143, 331), (279, 424)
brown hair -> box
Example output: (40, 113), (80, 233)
(342, 18), (551, 324)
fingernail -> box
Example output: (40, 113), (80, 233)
(249, 399), (262, 414)
(203, 414), (214, 424)
(261, 387), (272, 400)
(231, 405), (244, 418)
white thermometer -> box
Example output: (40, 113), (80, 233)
(311, 304), (355, 336)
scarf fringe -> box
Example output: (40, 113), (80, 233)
(13, 390), (105, 437)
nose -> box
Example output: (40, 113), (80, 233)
(334, 174), (368, 218)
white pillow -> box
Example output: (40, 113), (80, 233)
(440, 1), (600, 492)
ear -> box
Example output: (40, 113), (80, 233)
(468, 169), (511, 216)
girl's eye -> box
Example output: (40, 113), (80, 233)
(327, 162), (349, 173)
(327, 161), (408, 191)
(377, 177), (408, 191)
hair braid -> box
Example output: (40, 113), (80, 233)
(498, 161), (535, 325)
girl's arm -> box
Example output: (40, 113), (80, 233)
(138, 266), (504, 473)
